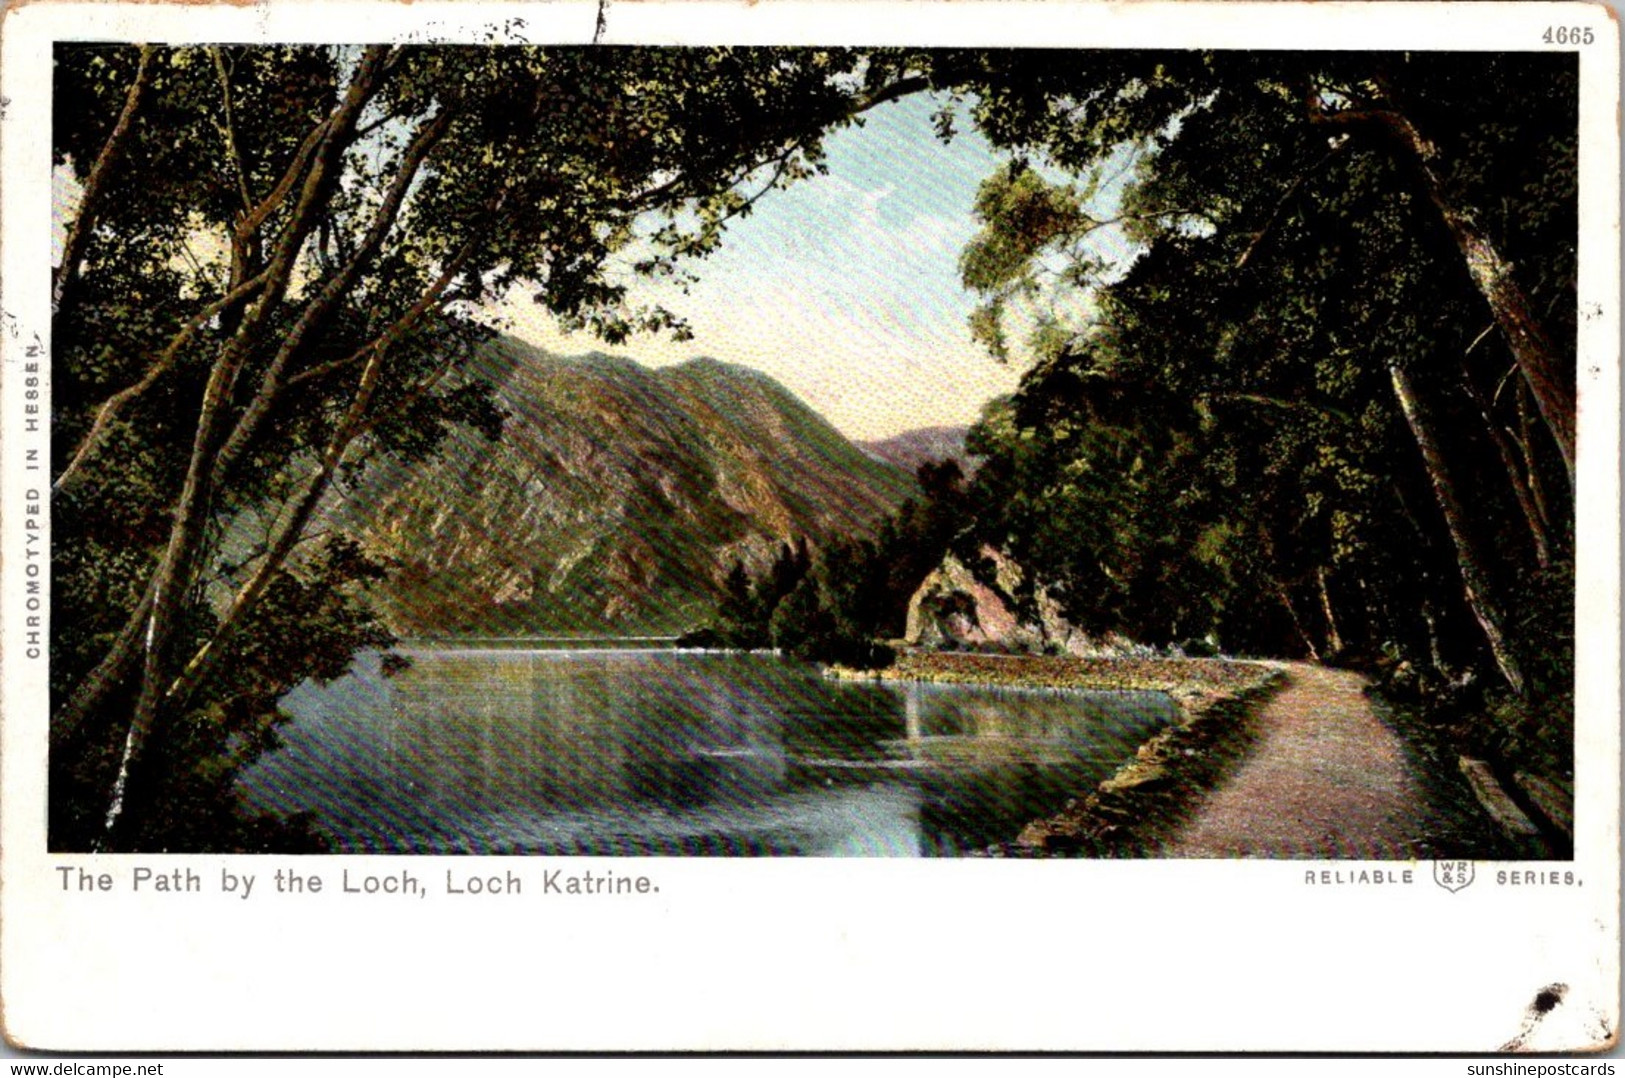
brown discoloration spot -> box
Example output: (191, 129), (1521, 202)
(1531, 985), (1567, 1015)
(1501, 983), (1569, 1052)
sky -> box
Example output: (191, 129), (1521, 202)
(51, 84), (1134, 443)
(483, 92), (1030, 442)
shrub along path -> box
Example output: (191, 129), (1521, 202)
(1162, 662), (1440, 859)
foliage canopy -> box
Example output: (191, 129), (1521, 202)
(50, 44), (924, 850)
(50, 46), (1579, 852)
(926, 50), (1576, 775)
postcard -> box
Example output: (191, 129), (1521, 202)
(1, 0), (1618, 1054)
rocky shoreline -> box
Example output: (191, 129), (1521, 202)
(830, 650), (1286, 857)
(830, 649), (1277, 695)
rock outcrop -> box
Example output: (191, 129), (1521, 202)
(903, 546), (1139, 657)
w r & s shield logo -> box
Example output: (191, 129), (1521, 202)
(1433, 860), (1476, 892)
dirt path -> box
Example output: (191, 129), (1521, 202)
(1163, 662), (1436, 858)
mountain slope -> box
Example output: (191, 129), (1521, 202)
(341, 338), (918, 635)
(858, 425), (971, 476)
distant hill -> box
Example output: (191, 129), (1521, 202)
(337, 337), (919, 635)
(858, 425), (971, 477)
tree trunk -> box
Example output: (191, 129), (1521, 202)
(1271, 579), (1320, 662)
(1254, 528), (1319, 660)
(165, 252), (473, 710)
(1420, 600), (1454, 684)
(1428, 201), (1575, 491)
(96, 48), (392, 840)
(208, 107), (454, 488)
(1355, 576), (1386, 655)
(1388, 360), (1525, 695)
(1311, 96), (1576, 488)
(1458, 356), (1551, 568)
(1316, 566), (1344, 656)
(1516, 381), (1557, 543)
(54, 46), (155, 314)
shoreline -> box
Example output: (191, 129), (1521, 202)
(830, 649), (1281, 696)
(832, 649), (1287, 857)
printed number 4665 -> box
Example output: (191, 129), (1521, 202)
(1543, 26), (1595, 45)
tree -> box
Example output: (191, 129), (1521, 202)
(715, 559), (761, 646)
(930, 50), (1573, 767)
(54, 46), (1579, 852)
(917, 49), (1577, 472)
(50, 44), (928, 850)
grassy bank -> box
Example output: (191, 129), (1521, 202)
(831, 650), (1285, 857)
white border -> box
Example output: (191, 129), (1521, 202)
(1, 1), (1618, 1053)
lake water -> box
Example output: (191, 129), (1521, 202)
(241, 648), (1177, 856)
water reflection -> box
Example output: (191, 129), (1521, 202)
(243, 649), (1176, 856)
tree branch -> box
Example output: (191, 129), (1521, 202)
(236, 118), (329, 244)
(81, 46), (395, 838)
(211, 47), (256, 215)
(286, 241), (477, 391)
(166, 276), (471, 708)
(609, 74), (933, 216)
(1235, 143), (1349, 269)
(208, 106), (455, 490)
(54, 45), (156, 314)
(348, 343), (461, 442)
(54, 266), (273, 492)
(163, 346), (389, 709)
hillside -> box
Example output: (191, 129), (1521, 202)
(338, 338), (919, 635)
(858, 425), (970, 476)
